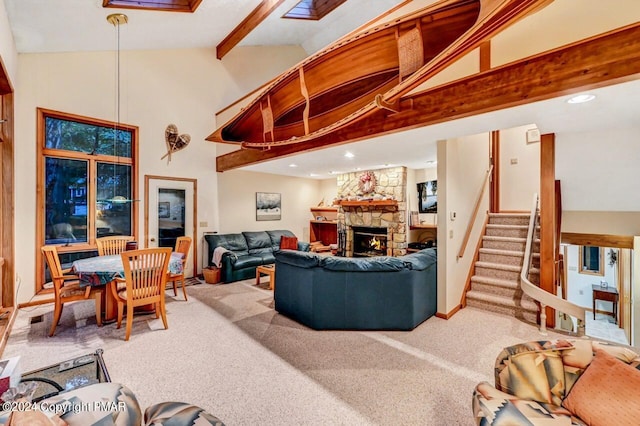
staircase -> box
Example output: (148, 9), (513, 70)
(466, 213), (539, 323)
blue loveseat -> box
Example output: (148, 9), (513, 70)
(274, 248), (437, 330)
(204, 230), (309, 283)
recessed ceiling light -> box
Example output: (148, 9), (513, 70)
(309, 173), (319, 177)
(328, 171), (342, 175)
(567, 94), (596, 104)
(289, 163), (298, 168)
(354, 167), (362, 171)
(344, 151), (355, 158)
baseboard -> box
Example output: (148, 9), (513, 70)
(436, 304), (463, 320)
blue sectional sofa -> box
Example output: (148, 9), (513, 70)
(204, 230), (309, 283)
(273, 248), (437, 330)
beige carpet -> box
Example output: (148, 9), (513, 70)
(4, 279), (569, 425)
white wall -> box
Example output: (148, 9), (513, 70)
(216, 170), (322, 242)
(407, 166), (438, 225)
(318, 178), (337, 207)
(438, 132), (490, 315)
(556, 127), (640, 235)
(13, 45), (304, 303)
(499, 124), (540, 211)
(564, 244), (618, 312)
(0, 0), (17, 84)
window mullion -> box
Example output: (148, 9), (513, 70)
(88, 159), (97, 246)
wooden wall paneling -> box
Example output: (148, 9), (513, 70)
(479, 40), (491, 72)
(217, 23), (640, 171)
(490, 130), (499, 213)
(561, 233), (634, 249)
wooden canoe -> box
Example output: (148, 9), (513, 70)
(207, 0), (553, 148)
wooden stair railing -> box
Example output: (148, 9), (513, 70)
(457, 165), (493, 259)
(520, 194), (585, 336)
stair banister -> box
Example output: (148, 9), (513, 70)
(520, 193), (585, 336)
(457, 165), (493, 260)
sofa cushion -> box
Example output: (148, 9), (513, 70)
(266, 230), (295, 250)
(205, 233), (249, 256)
(233, 255), (264, 269)
(401, 249), (437, 271)
(243, 231), (272, 254)
(280, 235), (298, 250)
(275, 250), (321, 268)
(320, 256), (406, 272)
(562, 349), (640, 426)
(145, 401), (225, 425)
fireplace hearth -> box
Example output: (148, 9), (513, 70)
(352, 226), (388, 257)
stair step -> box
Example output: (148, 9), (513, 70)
(478, 248), (524, 266)
(485, 224), (529, 238)
(488, 213), (530, 226)
(466, 290), (538, 323)
(482, 236), (527, 251)
(474, 261), (521, 281)
(470, 275), (520, 296)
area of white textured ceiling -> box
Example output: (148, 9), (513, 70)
(3, 0), (405, 54)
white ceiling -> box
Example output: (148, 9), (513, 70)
(3, 0), (639, 180)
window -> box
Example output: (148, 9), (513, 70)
(37, 108), (138, 291)
(579, 246), (604, 276)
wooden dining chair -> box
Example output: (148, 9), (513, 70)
(41, 246), (102, 337)
(166, 236), (192, 301)
(96, 236), (134, 256)
(111, 247), (172, 341)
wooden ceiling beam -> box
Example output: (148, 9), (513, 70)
(216, 23), (640, 172)
(216, 0), (288, 60)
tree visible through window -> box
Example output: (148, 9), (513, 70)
(37, 108), (138, 290)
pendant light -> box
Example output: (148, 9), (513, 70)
(105, 13), (131, 204)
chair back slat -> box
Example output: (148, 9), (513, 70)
(121, 248), (172, 302)
(174, 236), (192, 266)
(97, 236), (134, 256)
(41, 246), (63, 280)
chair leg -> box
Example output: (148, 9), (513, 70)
(172, 278), (178, 297)
(49, 301), (63, 337)
(159, 297), (168, 330)
(117, 301), (123, 329)
(181, 278), (188, 301)
(94, 292), (103, 327)
(125, 304), (134, 341)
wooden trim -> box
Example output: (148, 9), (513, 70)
(144, 175), (198, 276)
(102, 0), (202, 13)
(1, 92), (14, 308)
(35, 108), (139, 293)
(561, 232), (634, 249)
(216, 23), (640, 171)
(540, 133), (555, 328)
(479, 40), (491, 72)
(0, 307), (16, 356)
(216, 0), (288, 60)
(457, 165), (492, 259)
(17, 297), (55, 308)
(436, 304), (463, 320)
(490, 130), (499, 213)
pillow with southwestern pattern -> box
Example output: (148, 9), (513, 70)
(505, 350), (566, 406)
(562, 349), (640, 426)
(279, 235), (298, 250)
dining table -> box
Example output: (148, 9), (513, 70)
(71, 252), (184, 321)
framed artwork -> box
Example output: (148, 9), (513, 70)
(256, 192), (281, 221)
(158, 201), (170, 218)
(417, 180), (437, 213)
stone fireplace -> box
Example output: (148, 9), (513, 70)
(335, 167), (407, 257)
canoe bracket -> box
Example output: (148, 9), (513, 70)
(374, 94), (412, 115)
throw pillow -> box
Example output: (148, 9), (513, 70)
(505, 350), (566, 406)
(280, 235), (298, 250)
(562, 349), (640, 426)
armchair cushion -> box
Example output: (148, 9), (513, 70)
(562, 349), (640, 426)
(144, 401), (225, 425)
(505, 350), (566, 405)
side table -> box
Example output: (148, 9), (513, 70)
(256, 264), (276, 290)
(592, 284), (619, 324)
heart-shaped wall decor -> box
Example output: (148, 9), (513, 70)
(161, 124), (191, 163)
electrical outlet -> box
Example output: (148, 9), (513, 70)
(449, 230), (454, 239)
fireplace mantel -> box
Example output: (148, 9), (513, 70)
(335, 200), (397, 209)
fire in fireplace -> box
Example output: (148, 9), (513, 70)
(352, 226), (388, 257)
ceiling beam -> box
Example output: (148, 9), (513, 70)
(216, 23), (640, 172)
(216, 0), (287, 60)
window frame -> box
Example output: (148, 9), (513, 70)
(36, 108), (139, 293)
(578, 245), (604, 276)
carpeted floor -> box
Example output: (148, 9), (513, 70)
(4, 278), (570, 425)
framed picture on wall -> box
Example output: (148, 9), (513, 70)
(256, 192), (281, 221)
(417, 180), (437, 213)
(158, 201), (170, 218)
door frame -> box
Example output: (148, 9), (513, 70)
(144, 175), (197, 277)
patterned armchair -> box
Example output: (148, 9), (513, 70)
(472, 339), (640, 426)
